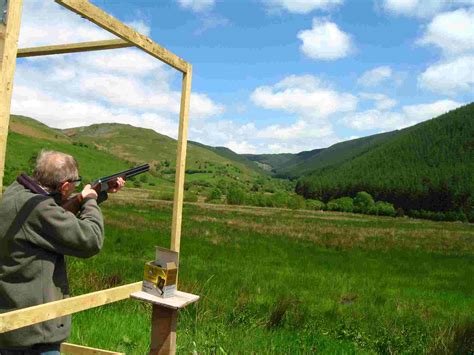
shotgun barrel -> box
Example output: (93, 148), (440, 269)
(62, 163), (150, 214)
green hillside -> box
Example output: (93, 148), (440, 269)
(9, 115), (71, 143)
(4, 116), (278, 200)
(280, 132), (396, 178)
(190, 141), (266, 175)
(244, 153), (299, 173)
(296, 103), (474, 217)
(63, 123), (263, 181)
(245, 132), (396, 178)
(4, 131), (132, 187)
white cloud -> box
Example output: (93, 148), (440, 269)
(359, 93), (397, 110)
(297, 18), (353, 61)
(226, 140), (258, 154)
(177, 0), (215, 12)
(190, 93), (226, 119)
(251, 74), (357, 118)
(19, 1), (153, 48)
(417, 8), (474, 56)
(79, 50), (162, 76)
(342, 99), (463, 131)
(246, 75), (356, 152)
(357, 66), (393, 87)
(418, 56), (474, 95)
(262, 0), (343, 14)
(402, 100), (465, 122)
(13, 1), (225, 143)
(256, 119), (334, 140)
(381, 0), (473, 18)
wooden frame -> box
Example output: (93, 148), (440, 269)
(0, 1), (194, 354)
(17, 39), (133, 58)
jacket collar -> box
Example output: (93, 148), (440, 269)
(17, 173), (49, 196)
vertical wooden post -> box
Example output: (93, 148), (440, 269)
(170, 63), (192, 254)
(150, 306), (178, 354)
(0, 0), (23, 197)
(150, 64), (192, 355)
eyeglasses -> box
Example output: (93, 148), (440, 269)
(68, 176), (82, 187)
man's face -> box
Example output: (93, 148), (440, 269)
(59, 181), (77, 200)
(59, 173), (81, 200)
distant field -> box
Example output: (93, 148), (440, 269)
(67, 198), (474, 353)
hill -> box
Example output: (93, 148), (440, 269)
(63, 123), (265, 180)
(244, 132), (396, 178)
(296, 103), (474, 217)
(4, 116), (279, 200)
(189, 141), (265, 175)
(9, 115), (71, 143)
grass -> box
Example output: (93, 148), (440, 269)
(66, 198), (474, 354)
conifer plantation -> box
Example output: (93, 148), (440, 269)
(295, 103), (474, 221)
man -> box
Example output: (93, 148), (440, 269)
(0, 150), (124, 354)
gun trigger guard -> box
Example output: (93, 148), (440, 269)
(100, 182), (109, 192)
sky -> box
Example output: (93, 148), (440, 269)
(12, 0), (474, 154)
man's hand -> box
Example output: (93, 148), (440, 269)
(108, 177), (125, 193)
(81, 184), (98, 200)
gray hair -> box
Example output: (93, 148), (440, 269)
(33, 150), (79, 191)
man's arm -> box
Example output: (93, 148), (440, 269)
(25, 197), (105, 258)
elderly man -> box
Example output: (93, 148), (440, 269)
(0, 150), (124, 354)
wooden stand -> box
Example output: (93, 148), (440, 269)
(131, 291), (199, 355)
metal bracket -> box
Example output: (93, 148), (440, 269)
(1, 0), (8, 25)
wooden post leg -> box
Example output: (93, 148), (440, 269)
(149, 306), (178, 355)
(0, 0), (24, 197)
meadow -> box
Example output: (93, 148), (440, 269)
(66, 194), (474, 354)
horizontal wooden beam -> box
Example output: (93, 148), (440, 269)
(17, 39), (133, 58)
(0, 282), (142, 333)
(55, 0), (189, 73)
(61, 343), (124, 355)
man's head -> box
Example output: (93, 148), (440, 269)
(33, 150), (80, 198)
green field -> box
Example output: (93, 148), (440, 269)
(66, 197), (474, 354)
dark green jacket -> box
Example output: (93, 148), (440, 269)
(0, 181), (104, 348)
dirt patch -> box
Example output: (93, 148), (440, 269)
(10, 122), (69, 142)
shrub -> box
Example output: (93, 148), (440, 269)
(396, 207), (405, 217)
(287, 195), (305, 210)
(184, 192), (198, 203)
(227, 186), (246, 205)
(305, 199), (325, 211)
(159, 192), (174, 201)
(206, 188), (222, 202)
(327, 197), (354, 213)
(271, 192), (289, 208)
(132, 180), (142, 188)
(353, 191), (375, 213)
(369, 201), (396, 217)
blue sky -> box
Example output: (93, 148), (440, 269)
(12, 0), (474, 153)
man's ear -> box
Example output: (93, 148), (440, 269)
(59, 181), (70, 195)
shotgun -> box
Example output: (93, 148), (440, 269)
(62, 164), (150, 214)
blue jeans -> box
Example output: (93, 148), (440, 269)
(0, 343), (60, 354)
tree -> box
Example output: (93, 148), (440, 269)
(354, 191), (375, 213)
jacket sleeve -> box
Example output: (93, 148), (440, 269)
(25, 197), (105, 258)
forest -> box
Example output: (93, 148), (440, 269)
(295, 103), (474, 222)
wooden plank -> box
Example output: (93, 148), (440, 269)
(17, 39), (133, 58)
(170, 65), (193, 254)
(130, 290), (199, 310)
(0, 0), (23, 197)
(55, 0), (188, 73)
(61, 343), (124, 355)
(0, 282), (142, 333)
(149, 306), (177, 355)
